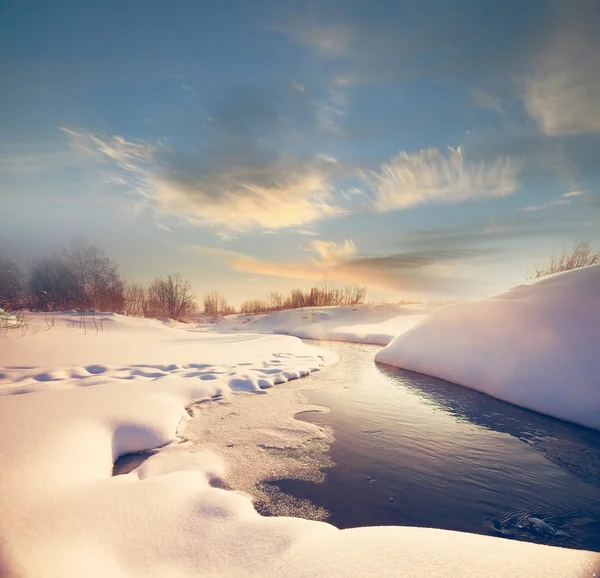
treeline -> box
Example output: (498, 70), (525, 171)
(0, 240), (197, 321)
(0, 240), (367, 322)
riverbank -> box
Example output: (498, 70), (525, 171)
(1, 278), (600, 576)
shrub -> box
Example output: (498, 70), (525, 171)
(63, 240), (124, 311)
(123, 282), (147, 317)
(239, 284), (367, 315)
(529, 241), (600, 279)
(28, 256), (81, 311)
(239, 299), (271, 315)
(203, 291), (236, 317)
(0, 254), (24, 311)
(147, 274), (197, 321)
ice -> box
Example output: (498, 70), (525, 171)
(376, 265), (600, 430)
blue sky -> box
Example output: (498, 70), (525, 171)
(1, 0), (599, 304)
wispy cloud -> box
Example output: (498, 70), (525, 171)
(519, 199), (570, 212)
(62, 127), (346, 232)
(60, 128), (160, 172)
(520, 189), (591, 211)
(166, 74), (199, 99)
(366, 146), (520, 211)
(277, 24), (355, 60)
(276, 3), (546, 87)
(470, 89), (504, 114)
(188, 237), (495, 297)
(309, 239), (356, 265)
(315, 82), (349, 136)
(523, 2), (600, 136)
(0, 141), (84, 174)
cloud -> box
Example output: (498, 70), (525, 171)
(61, 82), (361, 233)
(309, 239), (356, 265)
(366, 146), (520, 211)
(189, 237), (496, 298)
(276, 3), (546, 86)
(0, 141), (84, 175)
(188, 206), (591, 298)
(280, 3), (600, 142)
(154, 159), (345, 230)
(60, 128), (159, 173)
(315, 83), (349, 136)
(277, 24), (355, 60)
(523, 1), (600, 136)
(470, 89), (504, 114)
(519, 199), (570, 212)
(520, 189), (594, 211)
(62, 129), (345, 233)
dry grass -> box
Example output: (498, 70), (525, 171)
(528, 241), (600, 279)
(239, 284), (367, 315)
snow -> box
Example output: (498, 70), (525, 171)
(218, 303), (434, 345)
(1, 304), (599, 576)
(0, 307), (18, 327)
(376, 265), (600, 431)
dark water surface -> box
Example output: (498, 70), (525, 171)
(263, 342), (600, 551)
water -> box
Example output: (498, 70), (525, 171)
(261, 342), (600, 551)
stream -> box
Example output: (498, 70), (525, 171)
(259, 341), (600, 551)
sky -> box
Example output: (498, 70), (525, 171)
(1, 0), (600, 304)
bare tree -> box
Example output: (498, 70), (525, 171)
(268, 291), (284, 311)
(147, 274), (197, 321)
(203, 291), (235, 317)
(28, 256), (80, 311)
(124, 282), (147, 317)
(63, 239), (124, 311)
(0, 254), (24, 311)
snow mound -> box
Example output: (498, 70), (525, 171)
(0, 307), (19, 327)
(219, 303), (434, 345)
(1, 310), (599, 576)
(376, 265), (600, 430)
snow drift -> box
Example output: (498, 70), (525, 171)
(1, 311), (599, 576)
(376, 265), (600, 430)
(218, 303), (434, 345)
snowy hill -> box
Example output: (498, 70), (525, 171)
(376, 265), (600, 430)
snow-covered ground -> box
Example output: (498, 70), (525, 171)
(376, 265), (600, 431)
(217, 302), (435, 345)
(0, 307), (19, 327)
(2, 269), (600, 576)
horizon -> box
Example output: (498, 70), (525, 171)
(2, 0), (600, 304)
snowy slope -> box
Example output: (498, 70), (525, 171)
(218, 303), (435, 345)
(376, 265), (600, 431)
(1, 311), (599, 576)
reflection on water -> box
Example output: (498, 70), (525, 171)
(262, 342), (600, 551)
(379, 363), (600, 487)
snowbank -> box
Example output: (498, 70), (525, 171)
(218, 303), (435, 345)
(376, 265), (600, 431)
(1, 311), (598, 576)
(0, 307), (18, 327)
